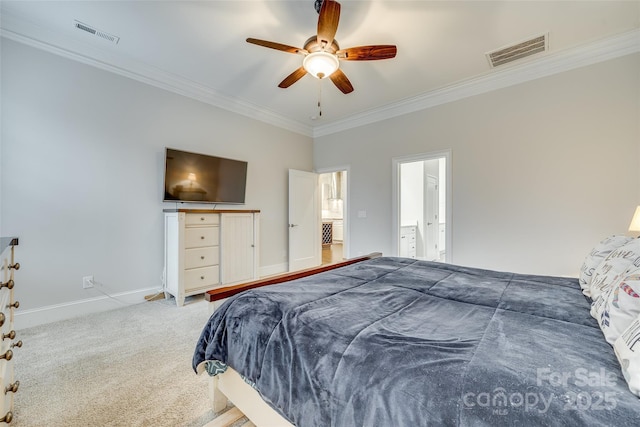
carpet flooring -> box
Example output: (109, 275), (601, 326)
(13, 296), (241, 426)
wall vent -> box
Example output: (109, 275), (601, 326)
(486, 33), (548, 68)
(74, 20), (120, 45)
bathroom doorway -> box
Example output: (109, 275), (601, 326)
(318, 168), (349, 265)
(392, 151), (451, 262)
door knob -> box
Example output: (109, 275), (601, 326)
(289, 224), (298, 228)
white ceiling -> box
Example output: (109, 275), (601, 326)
(1, 1), (639, 137)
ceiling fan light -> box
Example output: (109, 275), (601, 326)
(303, 51), (339, 79)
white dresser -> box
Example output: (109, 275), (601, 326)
(164, 210), (259, 306)
(0, 238), (20, 425)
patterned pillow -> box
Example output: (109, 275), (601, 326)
(579, 235), (633, 297)
(614, 315), (640, 397)
(590, 239), (640, 301)
(591, 268), (640, 345)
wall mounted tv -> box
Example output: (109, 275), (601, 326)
(163, 148), (247, 204)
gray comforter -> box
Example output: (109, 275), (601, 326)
(193, 257), (640, 426)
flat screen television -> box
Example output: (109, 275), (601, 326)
(163, 148), (247, 204)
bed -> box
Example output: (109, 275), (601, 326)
(193, 252), (640, 426)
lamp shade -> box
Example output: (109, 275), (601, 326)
(303, 51), (339, 79)
(629, 206), (640, 232)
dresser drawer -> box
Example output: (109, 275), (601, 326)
(184, 247), (219, 269)
(185, 213), (219, 226)
(184, 266), (220, 291)
(185, 227), (219, 248)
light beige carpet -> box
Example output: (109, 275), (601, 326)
(14, 295), (245, 427)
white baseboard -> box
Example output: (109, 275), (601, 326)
(15, 287), (160, 330)
(17, 262), (289, 329)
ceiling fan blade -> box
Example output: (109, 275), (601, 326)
(246, 38), (307, 55)
(337, 45), (397, 61)
(278, 67), (308, 88)
(329, 69), (354, 94)
(317, 0), (341, 48)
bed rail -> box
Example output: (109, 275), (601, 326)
(205, 252), (382, 302)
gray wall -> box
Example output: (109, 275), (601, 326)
(315, 54), (640, 277)
(1, 39), (313, 317)
(3, 37), (639, 325)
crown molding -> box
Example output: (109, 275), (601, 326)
(0, 11), (314, 137)
(1, 9), (637, 140)
(312, 28), (640, 138)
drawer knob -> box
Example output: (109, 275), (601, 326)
(200, 217), (205, 221)
(200, 276), (205, 280)
(200, 236), (205, 240)
(0, 280), (14, 290)
(11, 341), (22, 349)
(0, 350), (13, 361)
(200, 256), (205, 260)
(8, 301), (19, 310)
(0, 411), (12, 423)
(2, 331), (15, 341)
(4, 381), (19, 395)
(9, 262), (19, 271)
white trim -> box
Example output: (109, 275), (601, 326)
(0, 12), (313, 138)
(316, 165), (351, 259)
(392, 150), (452, 263)
(17, 260), (292, 329)
(313, 28), (640, 138)
(1, 10), (638, 139)
(15, 287), (159, 329)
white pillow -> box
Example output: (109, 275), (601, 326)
(590, 289), (608, 321)
(591, 269), (640, 345)
(614, 314), (640, 397)
(590, 239), (640, 301)
(579, 235), (633, 297)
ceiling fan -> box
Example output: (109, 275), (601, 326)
(246, 0), (397, 94)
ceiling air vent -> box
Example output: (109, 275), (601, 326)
(74, 20), (120, 45)
(486, 33), (548, 68)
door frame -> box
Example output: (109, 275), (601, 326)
(316, 165), (350, 260)
(392, 150), (452, 263)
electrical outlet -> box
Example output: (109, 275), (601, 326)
(82, 276), (94, 289)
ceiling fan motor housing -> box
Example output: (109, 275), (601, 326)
(304, 36), (339, 54)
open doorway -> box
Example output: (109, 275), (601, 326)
(318, 168), (348, 265)
(392, 151), (451, 262)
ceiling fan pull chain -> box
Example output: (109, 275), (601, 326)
(318, 79), (323, 117)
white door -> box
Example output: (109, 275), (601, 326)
(425, 175), (439, 260)
(289, 169), (321, 271)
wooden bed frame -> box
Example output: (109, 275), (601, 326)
(202, 253), (382, 427)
